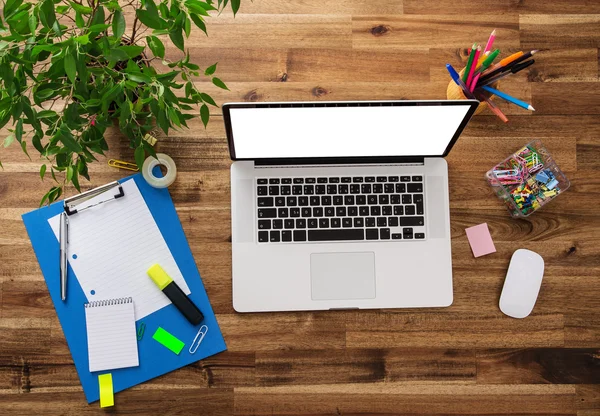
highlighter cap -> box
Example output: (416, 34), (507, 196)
(147, 264), (173, 290)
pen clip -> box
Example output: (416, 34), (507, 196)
(189, 325), (208, 354)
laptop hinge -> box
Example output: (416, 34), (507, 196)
(254, 156), (425, 166)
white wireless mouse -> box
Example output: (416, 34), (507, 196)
(499, 249), (545, 318)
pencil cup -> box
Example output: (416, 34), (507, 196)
(446, 68), (498, 115)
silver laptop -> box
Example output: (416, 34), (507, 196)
(225, 100), (478, 313)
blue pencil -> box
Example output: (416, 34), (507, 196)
(481, 85), (535, 111)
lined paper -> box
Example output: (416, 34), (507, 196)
(85, 298), (139, 372)
(48, 179), (190, 319)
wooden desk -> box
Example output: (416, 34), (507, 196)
(1, 1), (599, 414)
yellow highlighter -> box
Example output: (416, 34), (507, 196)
(148, 264), (204, 325)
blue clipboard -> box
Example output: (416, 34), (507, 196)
(22, 173), (226, 403)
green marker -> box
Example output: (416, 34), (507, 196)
(462, 43), (477, 82)
(476, 49), (501, 74)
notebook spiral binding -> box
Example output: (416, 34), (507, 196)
(85, 297), (133, 308)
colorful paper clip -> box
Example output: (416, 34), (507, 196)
(189, 325), (208, 354)
(137, 322), (146, 341)
(108, 159), (139, 172)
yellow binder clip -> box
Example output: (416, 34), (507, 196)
(107, 159), (139, 172)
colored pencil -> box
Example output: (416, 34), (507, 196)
(483, 29), (496, 55)
(475, 91), (508, 123)
(462, 43), (477, 83)
(482, 85), (535, 111)
(446, 63), (477, 99)
(477, 59), (535, 88)
(466, 46), (481, 88)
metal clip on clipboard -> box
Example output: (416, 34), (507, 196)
(64, 181), (125, 216)
(60, 181), (125, 301)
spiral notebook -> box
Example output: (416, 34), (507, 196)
(85, 297), (139, 372)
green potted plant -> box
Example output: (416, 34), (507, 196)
(0, 0), (240, 204)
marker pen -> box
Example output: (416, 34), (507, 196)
(147, 264), (204, 325)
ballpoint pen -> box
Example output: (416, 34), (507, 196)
(446, 63), (477, 100)
(59, 211), (69, 301)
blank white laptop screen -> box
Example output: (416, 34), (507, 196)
(228, 104), (472, 159)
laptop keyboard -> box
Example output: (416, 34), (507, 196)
(256, 176), (426, 243)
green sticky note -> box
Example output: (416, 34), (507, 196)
(152, 327), (185, 355)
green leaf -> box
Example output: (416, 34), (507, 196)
(113, 10), (126, 38)
(119, 45), (144, 58)
(21, 141), (30, 159)
(56, 5), (69, 14)
(3, 134), (14, 148)
(157, 108), (169, 134)
(74, 34), (90, 44)
(64, 52), (77, 83)
(189, 14), (207, 35)
(39, 0), (56, 29)
(71, 168), (80, 191)
(136, 9), (165, 30)
(75, 11), (84, 28)
(69, 1), (93, 14)
(184, 15), (191, 37)
(231, 0), (240, 15)
(106, 48), (129, 62)
(169, 28), (184, 51)
(90, 5), (105, 26)
(4, 0), (23, 18)
(146, 35), (165, 59)
(205, 62), (217, 76)
(200, 92), (217, 106)
(88, 23), (111, 33)
(66, 165), (74, 181)
(28, 13), (37, 32)
(40, 164), (47, 180)
(134, 146), (145, 169)
(211, 77), (228, 90)
(57, 127), (83, 153)
(127, 73), (152, 83)
(200, 104), (209, 128)
(15, 119), (23, 143)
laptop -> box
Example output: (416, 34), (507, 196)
(224, 100), (478, 313)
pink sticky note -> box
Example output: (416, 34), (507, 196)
(465, 223), (496, 258)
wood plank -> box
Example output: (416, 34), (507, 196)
(234, 384), (577, 415)
(352, 15), (520, 50)
(345, 312), (565, 348)
(520, 14), (600, 49)
(577, 385), (600, 413)
(532, 83), (600, 115)
(237, 0), (404, 15)
(0, 389), (234, 415)
(256, 348), (476, 386)
(404, 0), (600, 14)
(200, 14), (352, 49)
(218, 313), (347, 351)
(477, 349), (600, 384)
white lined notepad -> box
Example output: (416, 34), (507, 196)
(85, 297), (139, 372)
(48, 179), (191, 320)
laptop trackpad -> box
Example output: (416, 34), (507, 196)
(310, 252), (376, 301)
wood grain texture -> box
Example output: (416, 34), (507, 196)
(1, 0), (600, 414)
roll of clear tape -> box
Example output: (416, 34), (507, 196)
(142, 153), (177, 188)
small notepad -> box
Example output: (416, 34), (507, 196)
(85, 298), (139, 372)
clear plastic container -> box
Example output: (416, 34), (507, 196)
(486, 140), (570, 218)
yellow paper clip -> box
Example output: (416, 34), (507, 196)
(108, 159), (139, 172)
